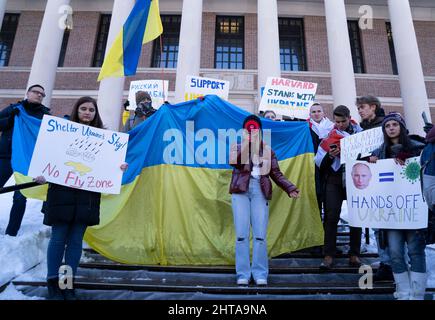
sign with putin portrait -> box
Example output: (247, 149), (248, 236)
(346, 158), (427, 229)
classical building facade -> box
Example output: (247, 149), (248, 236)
(0, 0), (434, 132)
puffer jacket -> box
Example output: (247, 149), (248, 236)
(43, 183), (101, 227)
(229, 143), (298, 200)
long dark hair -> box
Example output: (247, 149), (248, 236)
(70, 96), (104, 129)
(383, 120), (412, 156)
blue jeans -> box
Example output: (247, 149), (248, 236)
(47, 223), (87, 280)
(374, 229), (391, 265)
(231, 178), (269, 281)
(387, 229), (426, 274)
(0, 158), (27, 236)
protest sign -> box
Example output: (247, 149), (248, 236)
(28, 116), (129, 194)
(184, 75), (230, 101)
(346, 158), (427, 229)
(340, 127), (384, 164)
(128, 80), (169, 110)
(258, 77), (317, 119)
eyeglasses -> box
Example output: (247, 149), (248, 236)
(30, 90), (46, 97)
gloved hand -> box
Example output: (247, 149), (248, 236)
(424, 123), (434, 134)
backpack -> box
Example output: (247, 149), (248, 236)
(420, 142), (435, 244)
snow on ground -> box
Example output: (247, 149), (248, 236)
(0, 176), (50, 296)
(0, 180), (434, 299)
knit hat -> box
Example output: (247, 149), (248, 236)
(243, 115), (263, 133)
(135, 91), (151, 105)
(382, 112), (407, 130)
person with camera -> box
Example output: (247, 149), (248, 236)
(0, 84), (50, 236)
(314, 105), (363, 270)
(122, 91), (156, 132)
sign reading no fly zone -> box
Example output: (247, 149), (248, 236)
(28, 115), (129, 194)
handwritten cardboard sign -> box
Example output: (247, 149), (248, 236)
(28, 116), (128, 194)
(128, 80), (169, 110)
(258, 77), (317, 119)
(346, 158), (427, 229)
(184, 75), (230, 101)
(340, 127), (384, 164)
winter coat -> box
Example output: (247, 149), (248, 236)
(229, 143), (298, 200)
(0, 100), (50, 159)
(360, 116), (384, 131)
(371, 139), (424, 161)
(43, 183), (101, 227)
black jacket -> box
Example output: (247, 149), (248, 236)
(360, 116), (384, 131)
(43, 183), (101, 226)
(0, 100), (50, 159)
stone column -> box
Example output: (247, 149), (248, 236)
(0, 0), (7, 30)
(174, 0), (203, 103)
(26, 0), (71, 106)
(97, 0), (135, 130)
(257, 0), (281, 98)
(324, 0), (358, 120)
(388, 0), (430, 135)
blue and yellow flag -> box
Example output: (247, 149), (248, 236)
(97, 0), (163, 81)
(12, 96), (323, 265)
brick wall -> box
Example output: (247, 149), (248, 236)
(360, 19), (394, 75)
(63, 12), (100, 68)
(201, 12), (216, 69)
(415, 21), (435, 77)
(8, 11), (43, 67)
(304, 16), (330, 72)
(245, 14), (257, 70)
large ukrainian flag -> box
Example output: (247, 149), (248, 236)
(97, 0), (163, 81)
(11, 96), (323, 266)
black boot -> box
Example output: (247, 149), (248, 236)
(373, 263), (394, 282)
(46, 278), (64, 300)
(62, 288), (77, 301)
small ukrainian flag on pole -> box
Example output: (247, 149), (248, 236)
(97, 0), (163, 81)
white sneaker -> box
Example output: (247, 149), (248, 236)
(236, 278), (249, 285)
(255, 279), (267, 286)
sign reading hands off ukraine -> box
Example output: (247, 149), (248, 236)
(28, 115), (128, 194)
(346, 157), (428, 229)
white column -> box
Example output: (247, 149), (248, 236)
(388, 0), (430, 136)
(174, 0), (203, 103)
(97, 0), (135, 130)
(0, 0), (7, 30)
(257, 0), (281, 96)
(26, 0), (71, 106)
(324, 0), (358, 120)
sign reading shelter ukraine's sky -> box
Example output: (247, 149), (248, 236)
(259, 77), (318, 119)
(128, 80), (169, 110)
(28, 116), (129, 194)
(184, 75), (230, 101)
(346, 158), (428, 229)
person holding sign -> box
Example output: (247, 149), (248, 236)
(0, 84), (51, 236)
(229, 115), (300, 286)
(368, 113), (426, 300)
(122, 91), (156, 132)
(34, 97), (129, 300)
(314, 105), (363, 270)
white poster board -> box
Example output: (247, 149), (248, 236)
(346, 158), (427, 229)
(29, 116), (129, 194)
(258, 77), (318, 119)
(340, 127), (384, 164)
(184, 75), (230, 101)
(128, 80), (169, 110)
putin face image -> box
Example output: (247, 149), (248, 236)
(351, 163), (372, 190)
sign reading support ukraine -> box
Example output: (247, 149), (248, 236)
(259, 77), (318, 119)
(184, 75), (230, 101)
(346, 158), (428, 229)
(28, 116), (128, 194)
